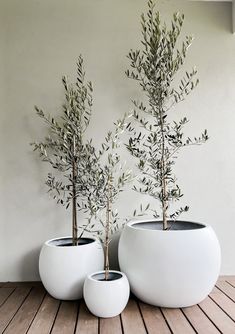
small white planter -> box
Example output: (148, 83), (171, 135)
(83, 270), (130, 318)
(39, 236), (104, 300)
(119, 220), (221, 308)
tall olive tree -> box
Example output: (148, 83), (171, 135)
(31, 56), (97, 245)
(126, 0), (208, 230)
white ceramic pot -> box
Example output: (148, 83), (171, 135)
(118, 220), (221, 308)
(39, 236), (104, 300)
(83, 270), (130, 318)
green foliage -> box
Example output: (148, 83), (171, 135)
(31, 55), (133, 255)
(126, 0), (208, 229)
(81, 113), (133, 279)
(31, 56), (98, 244)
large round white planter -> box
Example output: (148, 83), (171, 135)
(118, 220), (221, 308)
(39, 237), (104, 300)
(83, 270), (130, 318)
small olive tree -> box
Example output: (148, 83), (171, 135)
(126, 1), (208, 230)
(31, 56), (97, 245)
(82, 114), (132, 280)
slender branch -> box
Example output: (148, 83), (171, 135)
(104, 174), (112, 280)
(159, 107), (168, 230)
(72, 136), (78, 245)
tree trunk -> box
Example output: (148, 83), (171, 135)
(104, 176), (111, 280)
(159, 109), (168, 230)
(72, 161), (78, 246)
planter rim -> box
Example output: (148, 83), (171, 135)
(126, 219), (209, 232)
(44, 236), (98, 248)
(87, 270), (125, 283)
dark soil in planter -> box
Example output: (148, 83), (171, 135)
(49, 237), (95, 247)
(92, 272), (123, 281)
(132, 221), (206, 231)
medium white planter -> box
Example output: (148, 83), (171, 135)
(83, 270), (130, 318)
(118, 220), (221, 308)
(39, 236), (104, 300)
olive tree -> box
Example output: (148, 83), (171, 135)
(82, 114), (133, 280)
(31, 56), (97, 245)
(126, 0), (208, 230)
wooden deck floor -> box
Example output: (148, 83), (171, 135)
(0, 276), (235, 333)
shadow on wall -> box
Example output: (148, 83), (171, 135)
(20, 246), (41, 281)
(109, 231), (121, 271)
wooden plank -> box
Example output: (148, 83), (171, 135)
(3, 287), (45, 334)
(139, 302), (171, 334)
(199, 296), (235, 334)
(217, 275), (232, 282)
(162, 308), (196, 334)
(0, 287), (30, 333)
(51, 301), (78, 334)
(121, 299), (146, 334)
(210, 287), (235, 321)
(216, 281), (235, 301)
(0, 288), (14, 307)
(100, 316), (122, 334)
(182, 304), (220, 334)
(75, 300), (98, 334)
(4, 281), (42, 288)
(226, 277), (235, 288)
(27, 294), (60, 334)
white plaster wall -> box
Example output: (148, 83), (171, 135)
(0, 0), (235, 281)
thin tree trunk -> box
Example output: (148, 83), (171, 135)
(159, 109), (168, 230)
(104, 176), (111, 280)
(72, 161), (78, 246)
(72, 136), (78, 246)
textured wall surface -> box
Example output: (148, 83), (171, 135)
(0, 0), (235, 281)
